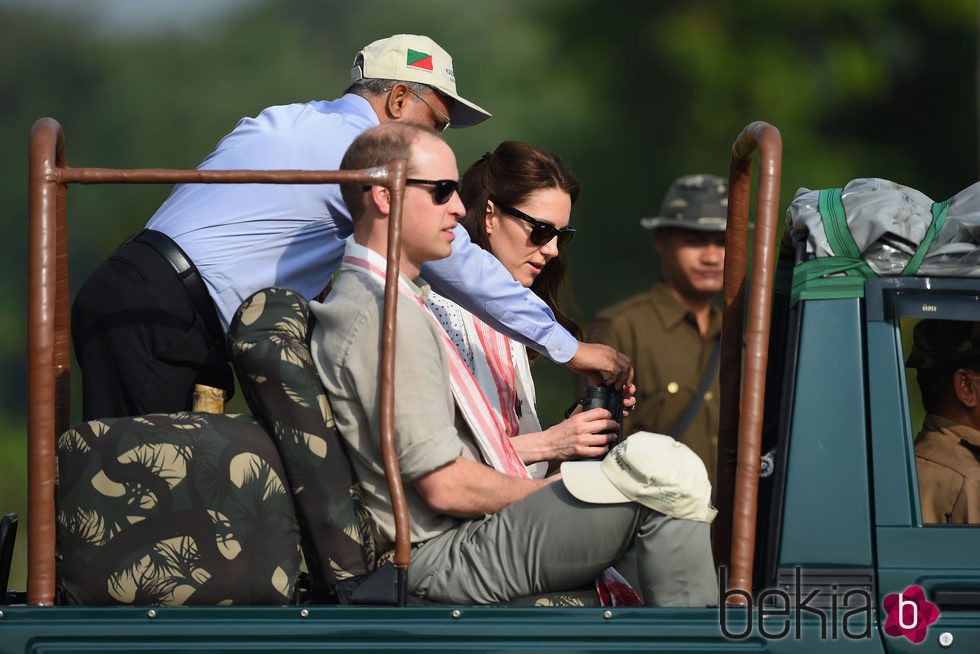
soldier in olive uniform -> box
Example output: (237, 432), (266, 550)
(907, 319), (980, 524)
(590, 175), (728, 487)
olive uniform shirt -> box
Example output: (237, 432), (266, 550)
(915, 413), (980, 524)
(590, 281), (721, 487)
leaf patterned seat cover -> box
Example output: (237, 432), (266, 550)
(229, 287), (377, 603)
(56, 412), (302, 605)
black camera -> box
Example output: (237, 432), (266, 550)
(565, 384), (624, 450)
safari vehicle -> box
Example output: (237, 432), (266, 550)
(1, 118), (978, 653)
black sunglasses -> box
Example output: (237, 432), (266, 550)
(492, 200), (576, 250)
(406, 178), (459, 204)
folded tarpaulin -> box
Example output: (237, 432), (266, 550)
(779, 178), (980, 304)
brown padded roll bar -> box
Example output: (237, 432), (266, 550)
(27, 117), (412, 605)
(713, 121), (782, 601)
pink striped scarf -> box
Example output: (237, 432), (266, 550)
(425, 290), (522, 440)
(472, 320), (521, 438)
(340, 249), (529, 479)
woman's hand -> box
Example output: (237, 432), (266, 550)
(621, 382), (637, 419)
(511, 406), (619, 464)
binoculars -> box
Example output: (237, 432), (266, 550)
(565, 384), (624, 454)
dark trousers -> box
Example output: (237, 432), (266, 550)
(71, 239), (233, 421)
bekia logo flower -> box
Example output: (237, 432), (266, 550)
(882, 585), (939, 644)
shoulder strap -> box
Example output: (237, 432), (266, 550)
(669, 337), (721, 440)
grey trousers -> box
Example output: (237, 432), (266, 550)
(407, 482), (717, 606)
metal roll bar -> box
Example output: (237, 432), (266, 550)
(713, 121), (782, 601)
(27, 117), (412, 605)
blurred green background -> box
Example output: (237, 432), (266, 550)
(2, 0), (977, 593)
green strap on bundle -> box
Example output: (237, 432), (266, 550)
(819, 187), (865, 262)
(901, 197), (951, 276)
(777, 187), (952, 306)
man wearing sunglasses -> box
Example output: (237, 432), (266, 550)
(312, 122), (716, 607)
(591, 174), (729, 489)
(71, 33), (631, 422)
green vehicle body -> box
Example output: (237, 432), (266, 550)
(2, 121), (978, 652)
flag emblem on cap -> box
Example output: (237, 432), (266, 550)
(406, 49), (433, 71)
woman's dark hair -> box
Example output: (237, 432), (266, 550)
(458, 141), (583, 348)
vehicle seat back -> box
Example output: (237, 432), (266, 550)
(228, 287), (378, 603)
(56, 412), (302, 605)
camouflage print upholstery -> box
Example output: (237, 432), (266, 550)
(56, 412), (302, 606)
(229, 288), (377, 604)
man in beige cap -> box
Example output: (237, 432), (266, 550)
(72, 33), (631, 422)
(906, 319), (980, 524)
(590, 174), (729, 488)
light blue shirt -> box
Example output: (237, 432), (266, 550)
(147, 94), (576, 362)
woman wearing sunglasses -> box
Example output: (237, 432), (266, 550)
(425, 141), (629, 477)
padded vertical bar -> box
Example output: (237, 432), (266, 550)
(27, 117), (64, 606)
(714, 121), (782, 601)
(378, 158), (411, 605)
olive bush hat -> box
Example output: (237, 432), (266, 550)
(351, 34), (492, 128)
(640, 174), (730, 232)
(906, 319), (980, 370)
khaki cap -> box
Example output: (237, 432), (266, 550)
(351, 34), (491, 128)
(561, 432), (717, 523)
(906, 319), (980, 370)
